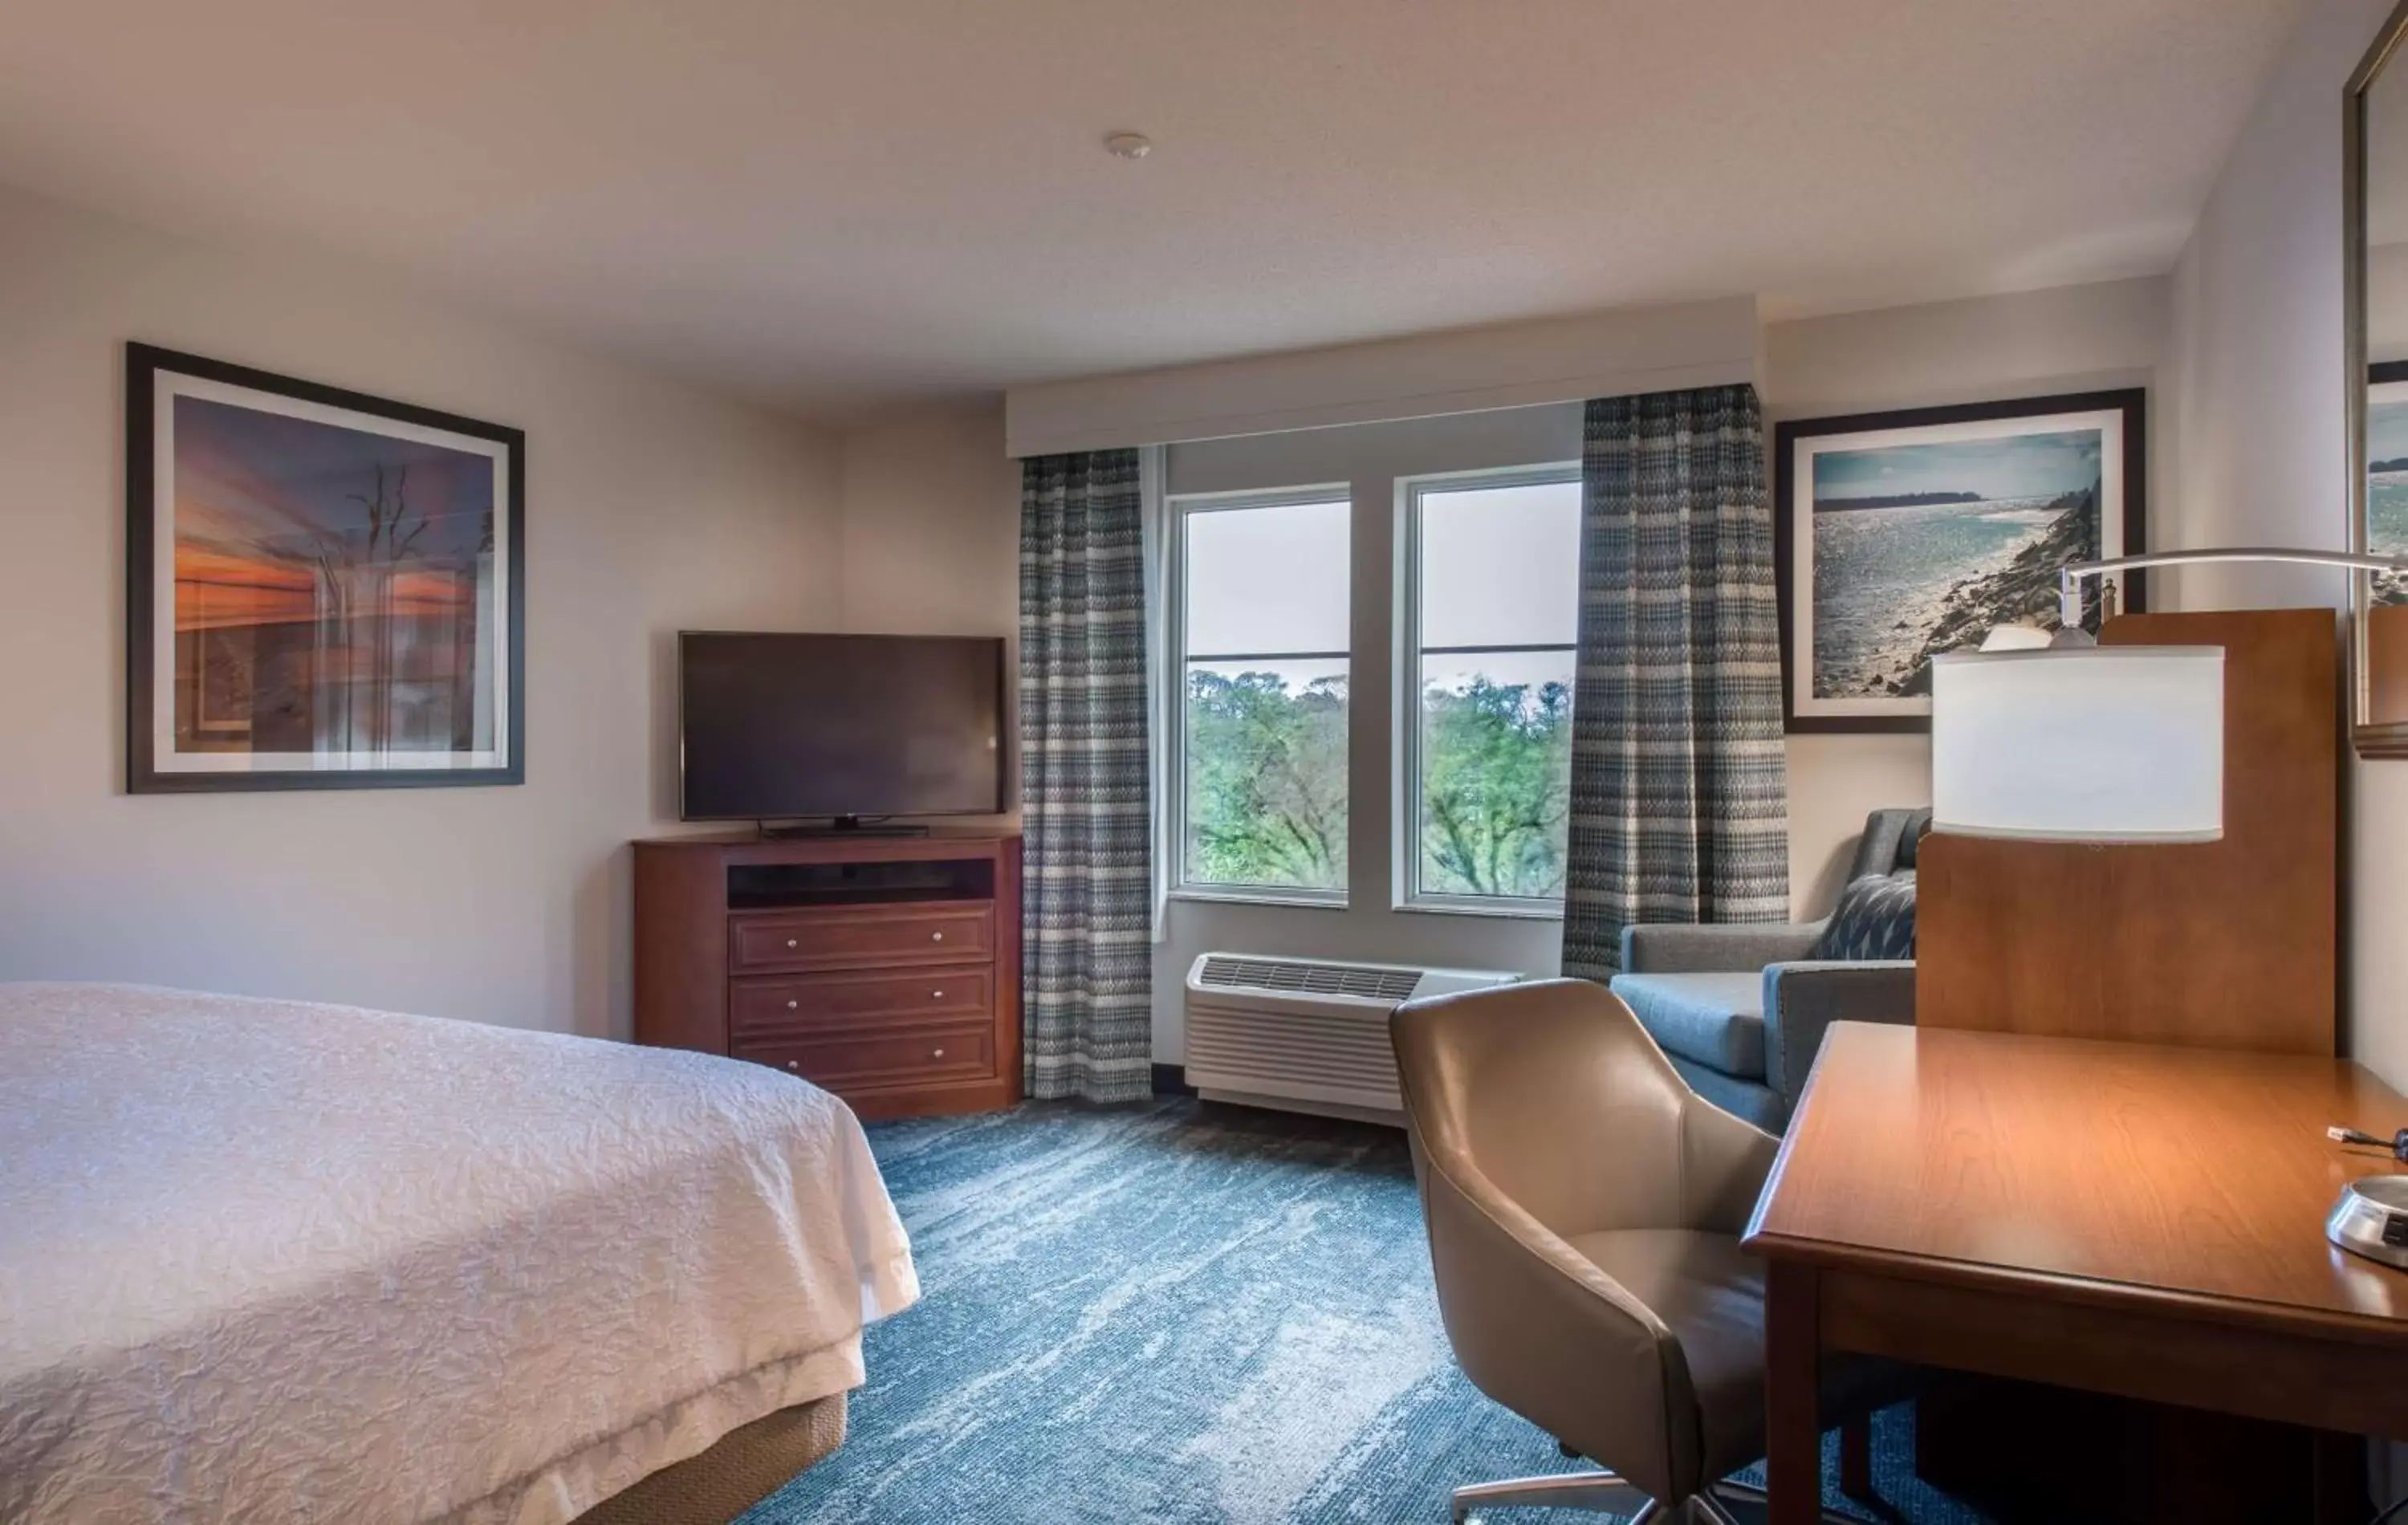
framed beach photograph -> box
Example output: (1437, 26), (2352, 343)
(1774, 389), (2146, 733)
(126, 343), (525, 792)
(2369, 361), (2408, 607)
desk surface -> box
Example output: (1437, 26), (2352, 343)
(1744, 1022), (2408, 1336)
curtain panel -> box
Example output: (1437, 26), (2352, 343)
(1560, 384), (1790, 980)
(1019, 449), (1154, 1102)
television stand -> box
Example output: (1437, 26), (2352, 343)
(633, 830), (1022, 1120)
(759, 817), (930, 840)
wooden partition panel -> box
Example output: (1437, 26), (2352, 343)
(2367, 603), (2408, 726)
(1915, 608), (2337, 1054)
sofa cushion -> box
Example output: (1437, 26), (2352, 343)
(1609, 971), (1765, 1080)
(1812, 872), (1918, 962)
(1661, 1052), (1784, 1132)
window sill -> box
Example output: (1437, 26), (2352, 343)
(1168, 886), (1349, 913)
(1393, 897), (1565, 923)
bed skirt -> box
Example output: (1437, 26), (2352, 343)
(570, 1393), (846, 1525)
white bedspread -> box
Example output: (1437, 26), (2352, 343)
(0, 983), (918, 1525)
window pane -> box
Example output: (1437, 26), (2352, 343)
(1184, 658), (1348, 892)
(1418, 482), (1580, 649)
(1417, 649), (1573, 900)
(1185, 498), (1350, 656)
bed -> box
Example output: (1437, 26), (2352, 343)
(0, 982), (918, 1525)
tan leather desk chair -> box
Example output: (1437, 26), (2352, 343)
(1391, 978), (1883, 1524)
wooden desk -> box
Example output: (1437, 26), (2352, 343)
(1743, 1023), (2408, 1524)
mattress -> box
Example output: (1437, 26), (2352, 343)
(0, 982), (918, 1525)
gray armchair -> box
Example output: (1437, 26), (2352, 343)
(1608, 807), (1927, 1133)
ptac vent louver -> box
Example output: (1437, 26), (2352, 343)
(1182, 953), (1521, 1122)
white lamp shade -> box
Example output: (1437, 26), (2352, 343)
(1930, 646), (2224, 843)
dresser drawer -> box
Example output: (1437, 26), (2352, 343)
(731, 967), (992, 1040)
(738, 1022), (995, 1088)
(729, 902), (995, 974)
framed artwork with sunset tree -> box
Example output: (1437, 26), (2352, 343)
(125, 343), (525, 791)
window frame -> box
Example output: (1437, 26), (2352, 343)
(1394, 462), (1582, 919)
(1165, 483), (1355, 909)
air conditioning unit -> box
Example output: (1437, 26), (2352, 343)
(1182, 952), (1523, 1124)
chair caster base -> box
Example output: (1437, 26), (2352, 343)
(1450, 1470), (1651, 1523)
(1448, 1472), (1875, 1524)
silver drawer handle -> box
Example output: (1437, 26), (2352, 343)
(932, 990), (944, 999)
(931, 1047), (946, 1059)
(785, 1060), (799, 1072)
(784, 937), (798, 950)
(786, 998), (799, 1011)
(930, 931), (944, 942)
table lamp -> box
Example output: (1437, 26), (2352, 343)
(1930, 640), (2223, 842)
(1926, 543), (2408, 1267)
(1933, 546), (2408, 843)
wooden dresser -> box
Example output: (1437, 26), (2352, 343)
(633, 831), (1022, 1120)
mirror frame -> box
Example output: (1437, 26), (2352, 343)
(2346, 0), (2408, 757)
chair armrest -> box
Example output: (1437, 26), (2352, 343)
(1619, 921), (1823, 974)
(1678, 1092), (1780, 1236)
(1761, 961), (1917, 1115)
(1404, 1135), (1688, 1490)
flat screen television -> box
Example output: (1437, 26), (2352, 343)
(678, 632), (1003, 823)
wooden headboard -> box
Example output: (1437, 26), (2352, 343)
(1914, 608), (2338, 1054)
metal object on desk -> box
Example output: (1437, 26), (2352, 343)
(2324, 1125), (2408, 1270)
(2328, 1174), (2408, 1270)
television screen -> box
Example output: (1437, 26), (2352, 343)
(679, 632), (1003, 821)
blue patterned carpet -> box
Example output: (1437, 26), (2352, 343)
(745, 1099), (1991, 1525)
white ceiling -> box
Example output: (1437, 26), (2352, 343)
(0, 0), (2304, 421)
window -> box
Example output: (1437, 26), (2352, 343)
(1173, 489), (1352, 899)
(1403, 468), (1581, 909)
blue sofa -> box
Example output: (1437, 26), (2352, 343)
(1607, 807), (1927, 1132)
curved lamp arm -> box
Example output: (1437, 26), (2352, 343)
(2057, 547), (2408, 628)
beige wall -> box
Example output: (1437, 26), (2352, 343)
(833, 405), (1024, 826)
(838, 274), (2171, 1058)
(1761, 274), (2170, 909)
(0, 185), (842, 1039)
(1004, 298), (1759, 456)
(836, 405), (1020, 639)
(2160, 0), (2405, 1085)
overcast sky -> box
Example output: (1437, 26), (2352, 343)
(1812, 429), (2102, 505)
(1183, 483), (1578, 678)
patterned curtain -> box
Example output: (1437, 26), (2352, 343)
(1560, 384), (1790, 980)
(1019, 449), (1154, 1103)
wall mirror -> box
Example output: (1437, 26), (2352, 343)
(2349, 4), (2408, 754)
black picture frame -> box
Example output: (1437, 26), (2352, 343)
(1772, 388), (2147, 734)
(125, 342), (527, 791)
